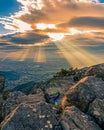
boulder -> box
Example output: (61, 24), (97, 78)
(84, 63), (104, 79)
(73, 67), (88, 81)
(35, 76), (75, 107)
(2, 91), (45, 117)
(2, 91), (26, 117)
(88, 98), (104, 129)
(63, 76), (104, 112)
(73, 63), (104, 81)
(60, 106), (101, 130)
(1, 102), (59, 130)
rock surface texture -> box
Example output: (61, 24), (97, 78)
(1, 102), (58, 130)
(88, 98), (104, 129)
(0, 63), (104, 130)
(60, 106), (101, 130)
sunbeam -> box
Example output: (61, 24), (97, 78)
(34, 46), (46, 62)
(0, 50), (24, 62)
(54, 40), (103, 68)
(19, 47), (32, 61)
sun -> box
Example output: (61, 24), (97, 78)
(48, 33), (65, 41)
(36, 23), (56, 30)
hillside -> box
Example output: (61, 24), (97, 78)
(0, 63), (104, 130)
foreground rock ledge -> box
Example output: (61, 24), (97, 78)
(63, 76), (104, 112)
(60, 106), (101, 130)
(1, 102), (58, 130)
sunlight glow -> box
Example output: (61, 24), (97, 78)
(48, 33), (65, 41)
(70, 28), (98, 35)
(36, 23), (56, 30)
(13, 19), (32, 32)
(70, 28), (82, 35)
(54, 41), (103, 68)
(0, 40), (48, 62)
(35, 46), (46, 62)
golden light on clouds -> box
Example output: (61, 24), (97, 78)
(8, 20), (32, 32)
(70, 28), (82, 35)
(36, 23), (56, 30)
(0, 0), (104, 67)
(48, 33), (65, 41)
(1, 0), (104, 34)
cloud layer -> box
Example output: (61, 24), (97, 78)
(0, 0), (104, 66)
(0, 0), (104, 33)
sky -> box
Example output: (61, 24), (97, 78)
(0, 0), (104, 68)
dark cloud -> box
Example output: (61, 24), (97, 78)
(0, 32), (49, 45)
(65, 33), (104, 47)
(69, 17), (104, 29)
(0, 45), (23, 50)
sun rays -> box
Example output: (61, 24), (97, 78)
(0, 45), (46, 63)
(0, 35), (103, 68)
(0, 37), (50, 63)
(54, 40), (103, 68)
(48, 33), (65, 41)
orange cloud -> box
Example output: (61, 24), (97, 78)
(0, 0), (104, 36)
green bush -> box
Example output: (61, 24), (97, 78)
(53, 67), (78, 77)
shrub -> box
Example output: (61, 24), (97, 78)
(54, 67), (78, 78)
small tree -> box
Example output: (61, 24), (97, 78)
(53, 67), (78, 77)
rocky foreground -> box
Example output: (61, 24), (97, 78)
(0, 63), (104, 130)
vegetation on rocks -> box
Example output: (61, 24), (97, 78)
(53, 67), (78, 77)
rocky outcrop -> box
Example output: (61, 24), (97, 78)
(32, 75), (75, 107)
(60, 106), (101, 130)
(2, 91), (45, 117)
(74, 63), (104, 81)
(88, 98), (104, 129)
(0, 63), (104, 130)
(1, 102), (59, 130)
(84, 63), (104, 79)
(63, 76), (104, 112)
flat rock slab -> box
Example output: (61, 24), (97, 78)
(1, 102), (58, 130)
(63, 76), (104, 112)
(88, 98), (104, 129)
(60, 106), (101, 130)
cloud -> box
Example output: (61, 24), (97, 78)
(68, 17), (104, 29)
(0, 0), (104, 66)
(0, 31), (49, 46)
(0, 0), (104, 46)
(1, 0), (104, 34)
